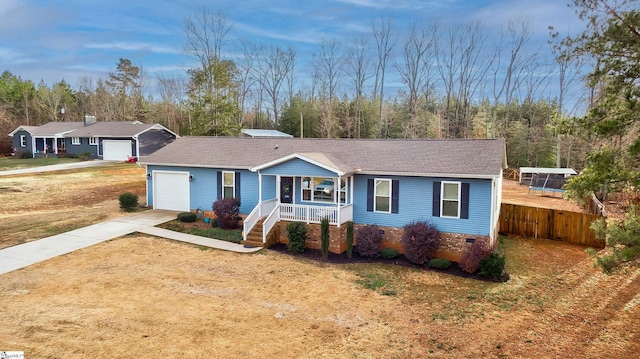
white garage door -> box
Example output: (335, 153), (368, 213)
(103, 140), (132, 161)
(153, 171), (190, 211)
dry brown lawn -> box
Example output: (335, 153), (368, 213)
(0, 166), (639, 358)
(0, 163), (146, 249)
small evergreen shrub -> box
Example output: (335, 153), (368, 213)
(479, 252), (506, 279)
(212, 197), (241, 229)
(286, 221), (308, 253)
(459, 237), (494, 273)
(19, 151), (32, 159)
(401, 221), (440, 265)
(79, 151), (91, 161)
(428, 258), (451, 269)
(118, 192), (139, 211)
(177, 211), (197, 222)
(320, 217), (330, 259)
(346, 221), (354, 258)
(210, 217), (218, 228)
(381, 247), (399, 259)
(356, 224), (383, 258)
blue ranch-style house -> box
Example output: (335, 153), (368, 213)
(141, 136), (506, 259)
(9, 116), (177, 161)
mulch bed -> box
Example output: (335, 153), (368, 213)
(267, 243), (509, 282)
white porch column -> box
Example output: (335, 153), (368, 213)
(258, 171), (263, 202)
(276, 175), (281, 202)
(350, 175), (354, 204)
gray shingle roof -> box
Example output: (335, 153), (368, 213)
(141, 136), (506, 178)
(30, 122), (84, 136)
(67, 122), (157, 137)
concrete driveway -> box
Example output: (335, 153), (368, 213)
(0, 160), (118, 176)
(0, 210), (261, 275)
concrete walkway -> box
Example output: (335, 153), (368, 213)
(0, 210), (262, 275)
(0, 160), (117, 176)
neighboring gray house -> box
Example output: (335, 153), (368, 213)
(9, 117), (178, 161)
(141, 136), (506, 260)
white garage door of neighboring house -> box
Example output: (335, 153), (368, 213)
(103, 140), (132, 161)
(153, 171), (190, 211)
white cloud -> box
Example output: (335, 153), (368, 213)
(85, 42), (182, 54)
(0, 47), (36, 65)
(234, 22), (324, 45)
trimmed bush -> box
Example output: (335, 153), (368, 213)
(428, 258), (451, 269)
(212, 197), (241, 229)
(118, 192), (139, 211)
(210, 217), (218, 228)
(177, 211), (197, 222)
(18, 151), (32, 159)
(401, 221), (440, 265)
(346, 221), (354, 258)
(381, 247), (399, 259)
(459, 237), (494, 273)
(79, 151), (91, 161)
(286, 221), (308, 253)
(320, 217), (330, 259)
(479, 252), (506, 279)
(356, 224), (383, 258)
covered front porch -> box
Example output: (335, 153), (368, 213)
(243, 152), (356, 246)
(32, 136), (65, 158)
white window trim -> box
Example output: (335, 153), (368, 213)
(71, 137), (81, 145)
(89, 137), (98, 145)
(20, 135), (26, 147)
(222, 171), (235, 199)
(440, 181), (461, 219)
(301, 176), (339, 204)
(374, 178), (392, 213)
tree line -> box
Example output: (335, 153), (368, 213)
(0, 5), (602, 171)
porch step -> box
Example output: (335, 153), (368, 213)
(242, 218), (265, 248)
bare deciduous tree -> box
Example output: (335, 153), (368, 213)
(345, 36), (374, 138)
(371, 16), (397, 137)
(253, 45), (296, 128)
(312, 38), (345, 138)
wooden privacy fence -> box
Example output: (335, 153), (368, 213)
(499, 203), (605, 248)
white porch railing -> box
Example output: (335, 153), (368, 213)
(280, 203), (353, 226)
(243, 198), (278, 242)
(261, 204), (281, 243)
(244, 201), (354, 243)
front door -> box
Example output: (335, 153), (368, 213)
(280, 177), (293, 203)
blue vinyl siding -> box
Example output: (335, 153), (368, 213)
(260, 158), (338, 178)
(261, 175), (277, 200)
(353, 175), (492, 236)
(146, 165), (258, 214)
(12, 130), (33, 154)
(66, 137), (98, 158)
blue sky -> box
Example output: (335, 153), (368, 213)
(0, 0), (585, 105)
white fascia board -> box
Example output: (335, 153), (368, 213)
(357, 170), (501, 180)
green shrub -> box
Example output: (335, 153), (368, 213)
(356, 224), (383, 258)
(210, 217), (218, 228)
(212, 197), (241, 229)
(118, 192), (139, 211)
(479, 252), (506, 279)
(428, 258), (451, 269)
(320, 217), (330, 259)
(177, 211), (197, 223)
(401, 221), (440, 265)
(346, 221), (354, 258)
(286, 221), (308, 253)
(79, 151), (91, 161)
(459, 237), (494, 273)
(19, 151), (32, 159)
(381, 247), (399, 259)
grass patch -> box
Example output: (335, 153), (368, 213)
(0, 157), (81, 170)
(160, 220), (243, 243)
(353, 266), (399, 296)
